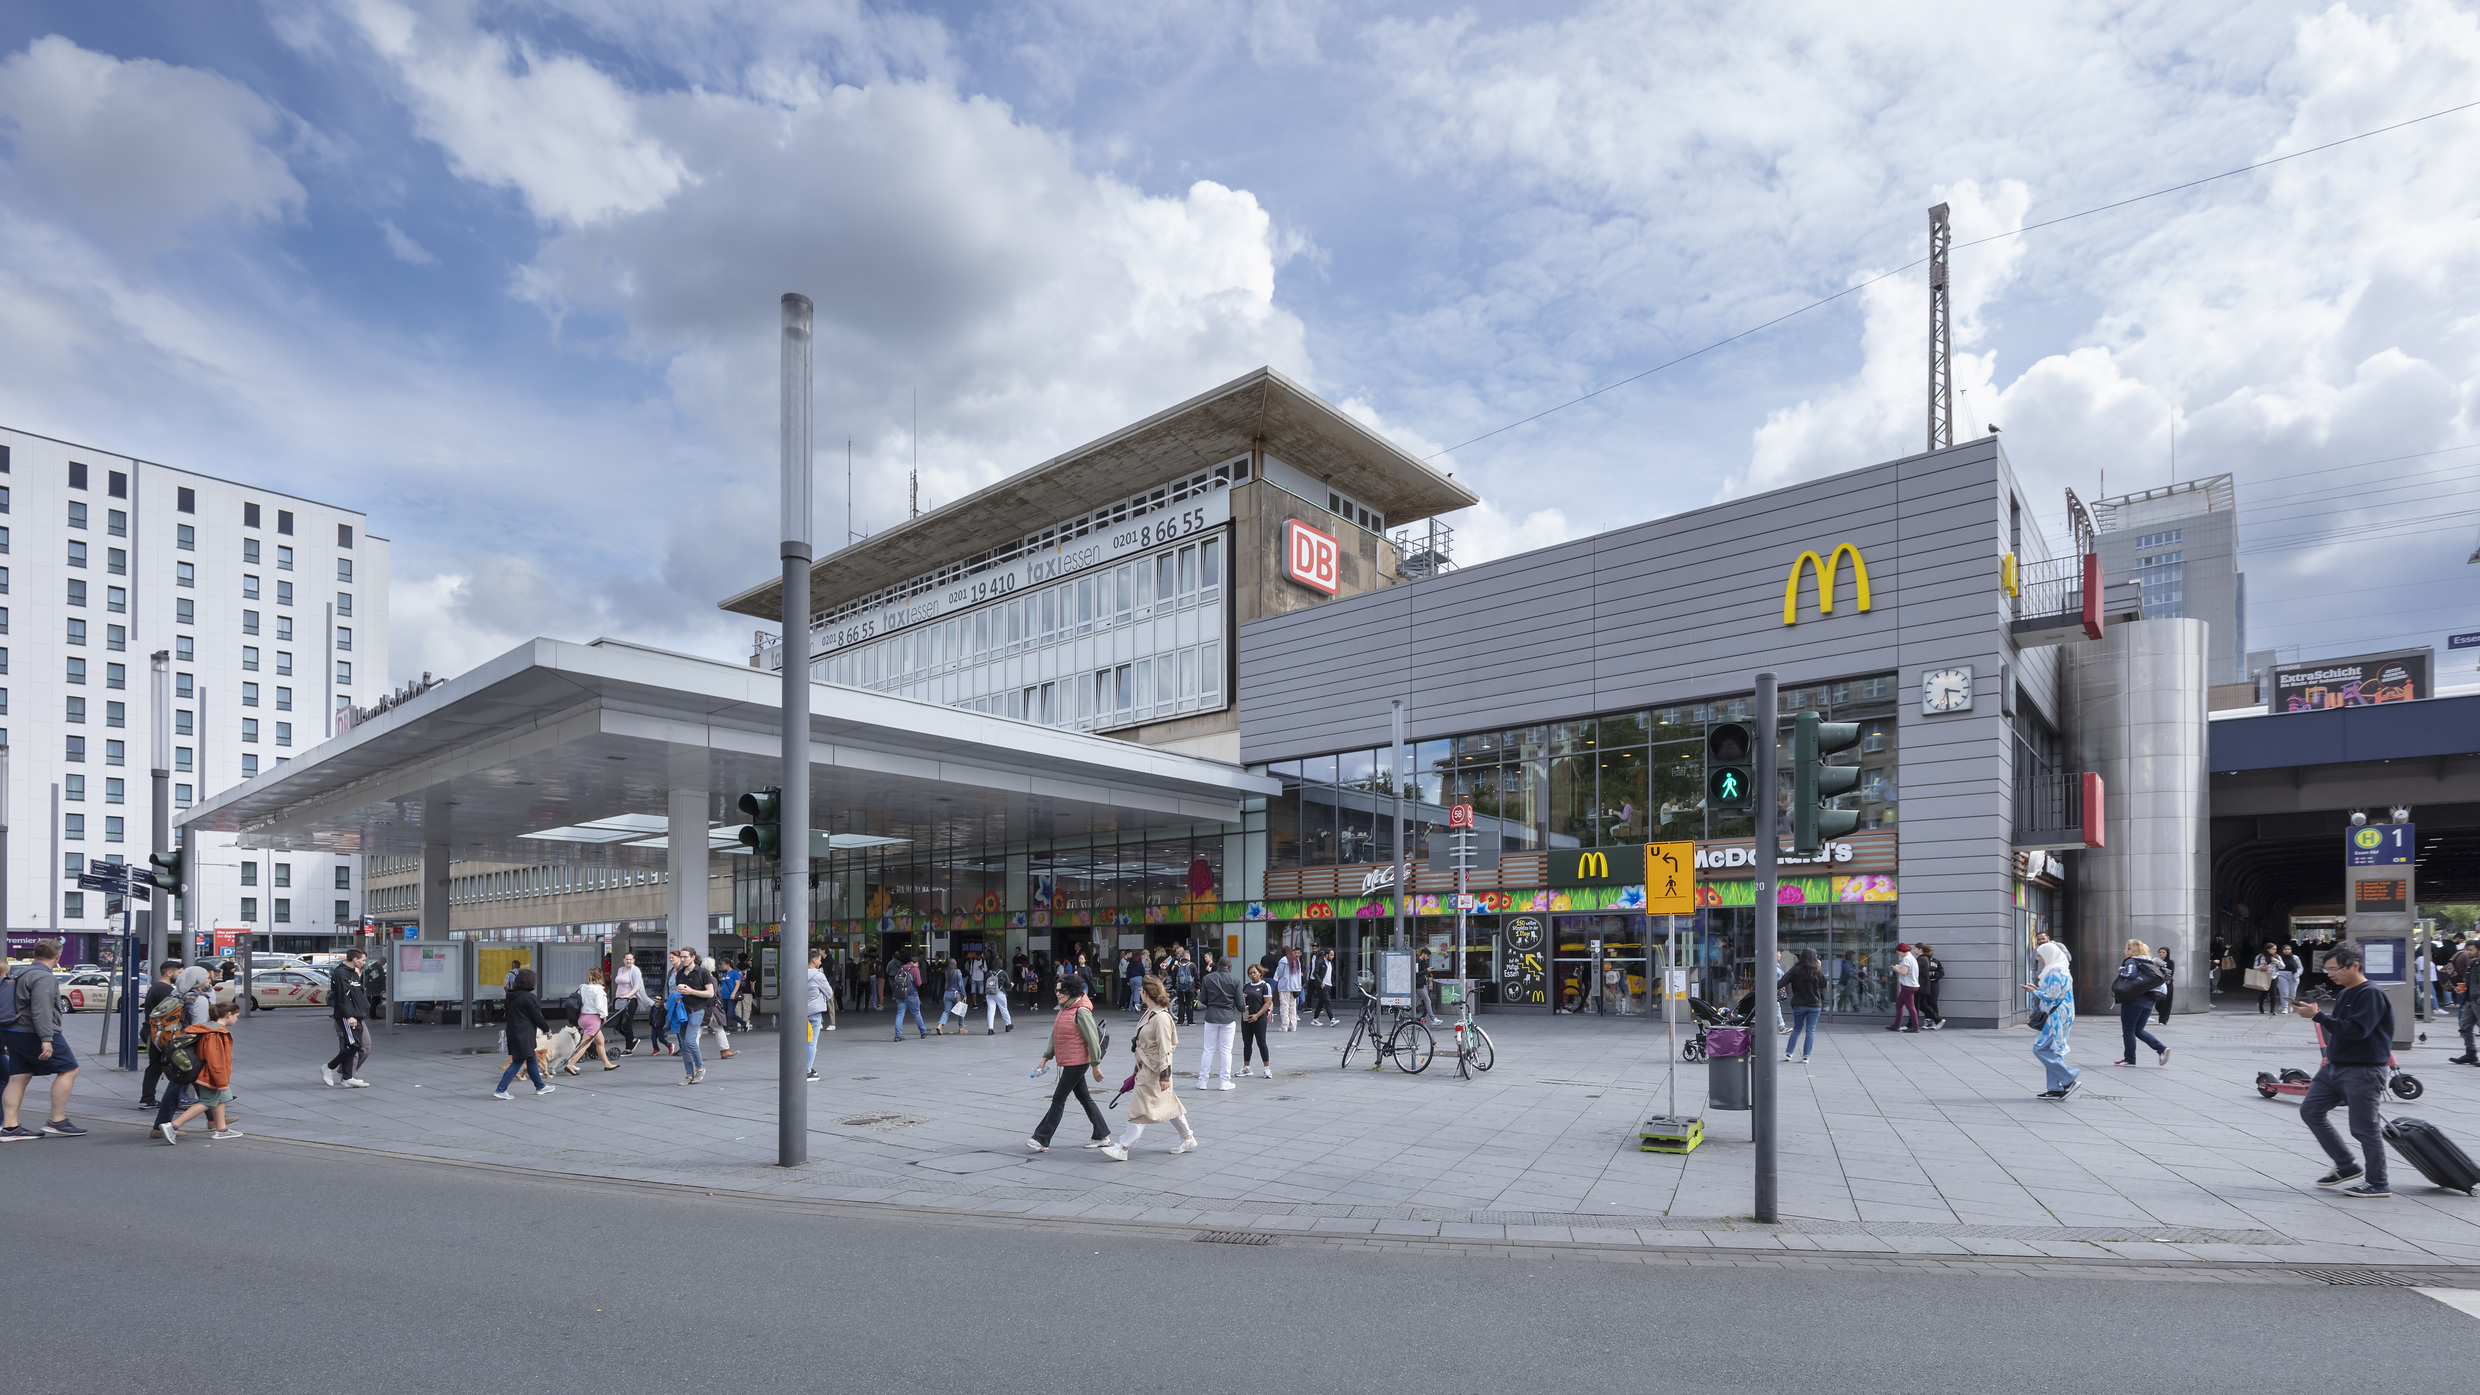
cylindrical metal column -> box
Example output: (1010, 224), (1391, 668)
(1751, 672), (1779, 1222)
(777, 291), (815, 1168)
(2066, 618), (2209, 1012)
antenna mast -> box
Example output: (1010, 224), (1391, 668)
(1927, 202), (1953, 452)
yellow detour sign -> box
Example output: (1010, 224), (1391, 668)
(1642, 840), (1695, 914)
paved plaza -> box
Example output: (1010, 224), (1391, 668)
(59, 994), (2480, 1267)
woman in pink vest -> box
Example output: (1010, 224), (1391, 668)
(1027, 973), (1116, 1155)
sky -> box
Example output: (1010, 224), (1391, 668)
(0, 0), (2474, 688)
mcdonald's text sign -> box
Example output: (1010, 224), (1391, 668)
(1782, 543), (1872, 625)
(1550, 847), (1636, 887)
(1283, 519), (1339, 594)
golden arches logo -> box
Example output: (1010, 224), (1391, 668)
(1782, 544), (1872, 625)
(1577, 851), (1610, 879)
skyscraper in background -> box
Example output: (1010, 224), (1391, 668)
(2092, 474), (2244, 685)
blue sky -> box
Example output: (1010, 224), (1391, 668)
(1, 1), (2474, 684)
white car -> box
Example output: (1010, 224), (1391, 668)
(60, 970), (124, 1013)
(213, 968), (332, 1012)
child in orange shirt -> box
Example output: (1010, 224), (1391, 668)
(157, 999), (243, 1143)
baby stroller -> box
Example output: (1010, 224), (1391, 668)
(1680, 995), (1751, 1062)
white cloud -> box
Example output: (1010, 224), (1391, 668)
(0, 35), (305, 251)
(378, 218), (436, 264)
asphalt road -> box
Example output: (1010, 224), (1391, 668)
(16, 1126), (2478, 1395)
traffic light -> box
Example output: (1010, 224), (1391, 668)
(1706, 720), (1754, 812)
(737, 786), (783, 859)
(1792, 710), (1864, 855)
(148, 847), (184, 897)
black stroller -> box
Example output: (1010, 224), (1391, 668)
(1680, 995), (1751, 1062)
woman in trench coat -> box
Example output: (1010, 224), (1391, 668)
(1108, 976), (1198, 1157)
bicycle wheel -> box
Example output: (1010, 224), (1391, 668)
(1390, 1020), (1435, 1074)
(1465, 1024), (1495, 1073)
(1340, 1016), (1366, 1069)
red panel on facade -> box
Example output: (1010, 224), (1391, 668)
(2081, 771), (2105, 849)
(2080, 552), (2103, 640)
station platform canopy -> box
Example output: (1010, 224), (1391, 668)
(177, 638), (1278, 863)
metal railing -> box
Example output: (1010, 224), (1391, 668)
(2008, 553), (2087, 641)
(2015, 764), (2083, 843)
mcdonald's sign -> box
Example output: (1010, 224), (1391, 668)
(1782, 543), (1872, 625)
(1550, 847), (1634, 887)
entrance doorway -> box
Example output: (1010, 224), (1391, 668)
(1551, 914), (1647, 1015)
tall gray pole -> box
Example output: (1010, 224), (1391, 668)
(50, 783), (61, 935)
(1752, 671), (1779, 1222)
(1390, 698), (1406, 952)
(1, 746), (11, 939)
(777, 292), (815, 1168)
(151, 650), (172, 964)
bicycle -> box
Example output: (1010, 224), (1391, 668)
(1338, 991), (1434, 1074)
(1445, 982), (1494, 1079)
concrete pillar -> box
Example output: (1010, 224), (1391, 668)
(667, 781), (708, 960)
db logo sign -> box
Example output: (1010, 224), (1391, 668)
(1449, 803), (1475, 829)
(1283, 519), (1339, 594)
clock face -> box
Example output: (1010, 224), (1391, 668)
(1922, 666), (1974, 714)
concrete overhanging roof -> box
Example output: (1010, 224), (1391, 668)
(718, 366), (1480, 623)
(176, 638), (1278, 863)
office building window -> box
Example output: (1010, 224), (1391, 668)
(273, 898), (291, 923)
(175, 747), (191, 771)
(177, 523), (194, 549)
(242, 718), (259, 743)
(65, 813), (83, 840)
(63, 893), (83, 920)
(243, 573), (260, 599)
(104, 778), (122, 804)
(335, 900), (352, 922)
(107, 547), (125, 575)
(105, 625), (124, 652)
(67, 657), (85, 684)
(337, 626), (352, 652)
(176, 562), (194, 587)
(275, 721), (291, 747)
(105, 701), (123, 728)
(335, 660), (350, 684)
(108, 509), (125, 538)
(67, 619), (85, 645)
(242, 646), (259, 671)
(243, 610), (259, 636)
(108, 469), (125, 498)
(105, 663), (123, 689)
(241, 753), (259, 777)
(239, 896), (257, 922)
(66, 579), (85, 607)
(242, 682), (258, 707)
(105, 816), (123, 843)
(277, 509), (293, 535)
(175, 784), (192, 807)
(277, 580), (293, 608)
(244, 538), (260, 564)
(68, 461), (87, 489)
(277, 545), (293, 571)
(65, 696), (84, 723)
(177, 486), (195, 513)
(337, 558), (352, 582)
(175, 636), (193, 662)
(65, 775), (82, 800)
(65, 735), (84, 762)
(335, 865), (352, 890)
(274, 863), (290, 887)
(274, 687), (292, 711)
(336, 591), (352, 616)
(244, 502), (261, 529)
(176, 708), (192, 734)
(63, 854), (81, 877)
(68, 502), (87, 529)
(106, 586), (125, 613)
(176, 599), (193, 625)
(338, 523), (353, 548)
(276, 652), (292, 676)
(276, 615), (292, 641)
(104, 740), (123, 766)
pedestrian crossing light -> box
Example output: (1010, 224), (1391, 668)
(1793, 710), (1865, 855)
(1706, 720), (1755, 812)
(148, 847), (185, 897)
(737, 786), (783, 859)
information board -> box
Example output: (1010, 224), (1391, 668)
(2346, 824), (2414, 867)
(1376, 950), (1414, 1007)
(1499, 916), (1547, 1006)
(393, 942), (463, 1003)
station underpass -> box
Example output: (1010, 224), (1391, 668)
(2211, 693), (2480, 939)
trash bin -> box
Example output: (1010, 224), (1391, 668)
(1705, 1026), (1752, 1111)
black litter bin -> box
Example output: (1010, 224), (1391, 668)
(1706, 1026), (1752, 1111)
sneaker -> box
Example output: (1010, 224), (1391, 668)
(690, 1070), (706, 1084)
(1100, 1143), (1129, 1162)
(2339, 1183), (2392, 1200)
(345, 1078), (371, 1088)
(2035, 1089), (2066, 1100)
(1026, 1138), (1049, 1153)
(157, 1122), (181, 1144)
(493, 1090), (514, 1100)
(2156, 1048), (2171, 1065)
(1083, 1138), (1114, 1149)
(209, 1128), (244, 1141)
(1217, 1079), (1235, 1091)
(322, 1065), (339, 1088)
(39, 1118), (86, 1137)
(1800, 1056), (1811, 1064)
(2058, 1078), (2082, 1100)
(806, 1070), (819, 1081)
(1782, 1055), (1795, 1063)
(2113, 1059), (2135, 1066)
(1195, 1079), (1210, 1091)
(535, 1084), (557, 1096)
(2315, 1165), (2365, 1188)
(825, 1024), (835, 1031)
(1170, 1137), (1199, 1154)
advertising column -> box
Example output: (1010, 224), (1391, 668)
(2342, 822), (2415, 1048)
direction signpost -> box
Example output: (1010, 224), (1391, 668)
(77, 862), (148, 1069)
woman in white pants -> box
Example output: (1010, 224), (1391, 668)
(986, 966), (1014, 1034)
(1273, 950), (1302, 1031)
(1106, 976), (1197, 1159)
(701, 957), (733, 1056)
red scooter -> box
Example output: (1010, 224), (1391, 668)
(2255, 1016), (2422, 1101)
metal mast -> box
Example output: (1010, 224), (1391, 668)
(1927, 202), (1953, 452)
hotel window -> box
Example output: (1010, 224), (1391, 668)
(242, 718), (259, 743)
(64, 893), (83, 920)
(106, 586), (125, 613)
(66, 578), (85, 607)
(106, 663), (123, 689)
(335, 866), (351, 890)
(242, 646), (259, 671)
(242, 862), (257, 886)
(242, 683), (259, 707)
(105, 701), (123, 728)
(273, 898), (291, 923)
(175, 784), (191, 807)
(241, 753), (259, 777)
(175, 747), (191, 772)
(176, 562), (194, 587)
(176, 599), (193, 625)
(276, 615), (293, 641)
(275, 687), (292, 711)
(65, 696), (85, 724)
(336, 591), (352, 616)
(275, 863), (291, 887)
(337, 626), (352, 652)
(338, 523), (353, 548)
(68, 500), (86, 528)
(277, 580), (293, 608)
(105, 816), (123, 843)
(244, 502), (261, 530)
(176, 672), (191, 698)
(67, 618), (85, 645)
(0, 527), (7, 552)
(240, 897), (257, 922)
(65, 813), (83, 840)
(177, 523), (194, 550)
(175, 636), (193, 662)
(108, 510), (125, 538)
(335, 900), (352, 922)
(105, 740), (123, 766)
(276, 651), (293, 676)
(65, 735), (84, 762)
(105, 625), (124, 652)
(64, 775), (82, 801)
(243, 610), (259, 635)
(176, 709), (192, 734)
(275, 722), (291, 747)
(277, 545), (293, 571)
(177, 487), (194, 513)
(107, 547), (125, 575)
(277, 509), (293, 535)
(67, 657), (84, 684)
(104, 778), (122, 804)
(242, 573), (260, 599)
(337, 558), (352, 582)
(108, 469), (125, 498)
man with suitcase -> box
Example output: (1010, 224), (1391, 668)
(2292, 941), (2393, 1198)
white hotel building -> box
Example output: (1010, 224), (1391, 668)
(0, 425), (390, 961)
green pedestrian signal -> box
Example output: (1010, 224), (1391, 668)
(1706, 720), (1755, 813)
(1792, 711), (1865, 855)
(737, 787), (783, 859)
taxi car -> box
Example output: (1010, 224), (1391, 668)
(212, 968), (332, 1011)
(61, 970), (124, 1013)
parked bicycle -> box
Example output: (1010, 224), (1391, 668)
(1444, 980), (1494, 1079)
(1339, 988), (1434, 1074)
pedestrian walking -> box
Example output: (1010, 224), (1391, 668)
(1172, 951), (1197, 1026)
(493, 968), (557, 1100)
(889, 951), (928, 1040)
(137, 959), (183, 1111)
(2023, 940), (2081, 1101)
(2292, 941), (2394, 1199)
(803, 949), (835, 1081)
(2110, 940), (2171, 1066)
(986, 960), (1014, 1035)
(1027, 974), (1115, 1155)
(564, 969), (616, 1074)
(650, 950), (681, 1055)
(936, 958), (968, 1035)
(710, 957), (741, 1058)
(2273, 944), (2302, 1015)
(1240, 963), (1274, 1078)
(322, 948), (374, 1088)
(674, 950), (716, 1083)
(734, 953), (759, 1031)
(1273, 950), (1301, 1031)
(0, 940), (86, 1140)
(1415, 948), (1437, 1023)
(609, 952), (646, 1054)
(1106, 976), (1197, 1159)
(1887, 943), (1922, 1032)
(2154, 942), (2177, 1024)
(1914, 943), (1946, 1029)
(1308, 948), (1336, 1026)
(1196, 953), (1240, 1090)
(154, 996), (245, 1144)
(2449, 940), (2480, 1066)
(1782, 949), (1826, 1063)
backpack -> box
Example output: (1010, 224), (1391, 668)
(1174, 962), (1194, 990)
(560, 990), (584, 1017)
(159, 1030), (205, 1085)
(0, 966), (23, 1029)
(147, 993), (190, 1054)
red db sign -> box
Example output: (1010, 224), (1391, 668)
(1449, 804), (1475, 829)
(1283, 519), (1339, 594)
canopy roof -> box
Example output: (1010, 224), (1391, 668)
(178, 638), (1277, 864)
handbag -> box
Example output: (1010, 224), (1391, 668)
(2243, 968), (2273, 991)
(2027, 1006), (2050, 1030)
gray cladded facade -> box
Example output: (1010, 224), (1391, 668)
(1239, 437), (2087, 1027)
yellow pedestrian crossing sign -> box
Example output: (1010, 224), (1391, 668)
(1643, 840), (1695, 914)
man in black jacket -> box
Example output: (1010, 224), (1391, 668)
(323, 949), (373, 1088)
(2293, 941), (2393, 1199)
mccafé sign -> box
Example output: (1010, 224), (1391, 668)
(1283, 519), (1339, 594)
(1782, 543), (1871, 625)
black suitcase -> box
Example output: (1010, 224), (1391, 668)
(2383, 1117), (2480, 1194)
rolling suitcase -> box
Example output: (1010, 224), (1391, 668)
(2383, 1117), (2480, 1195)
